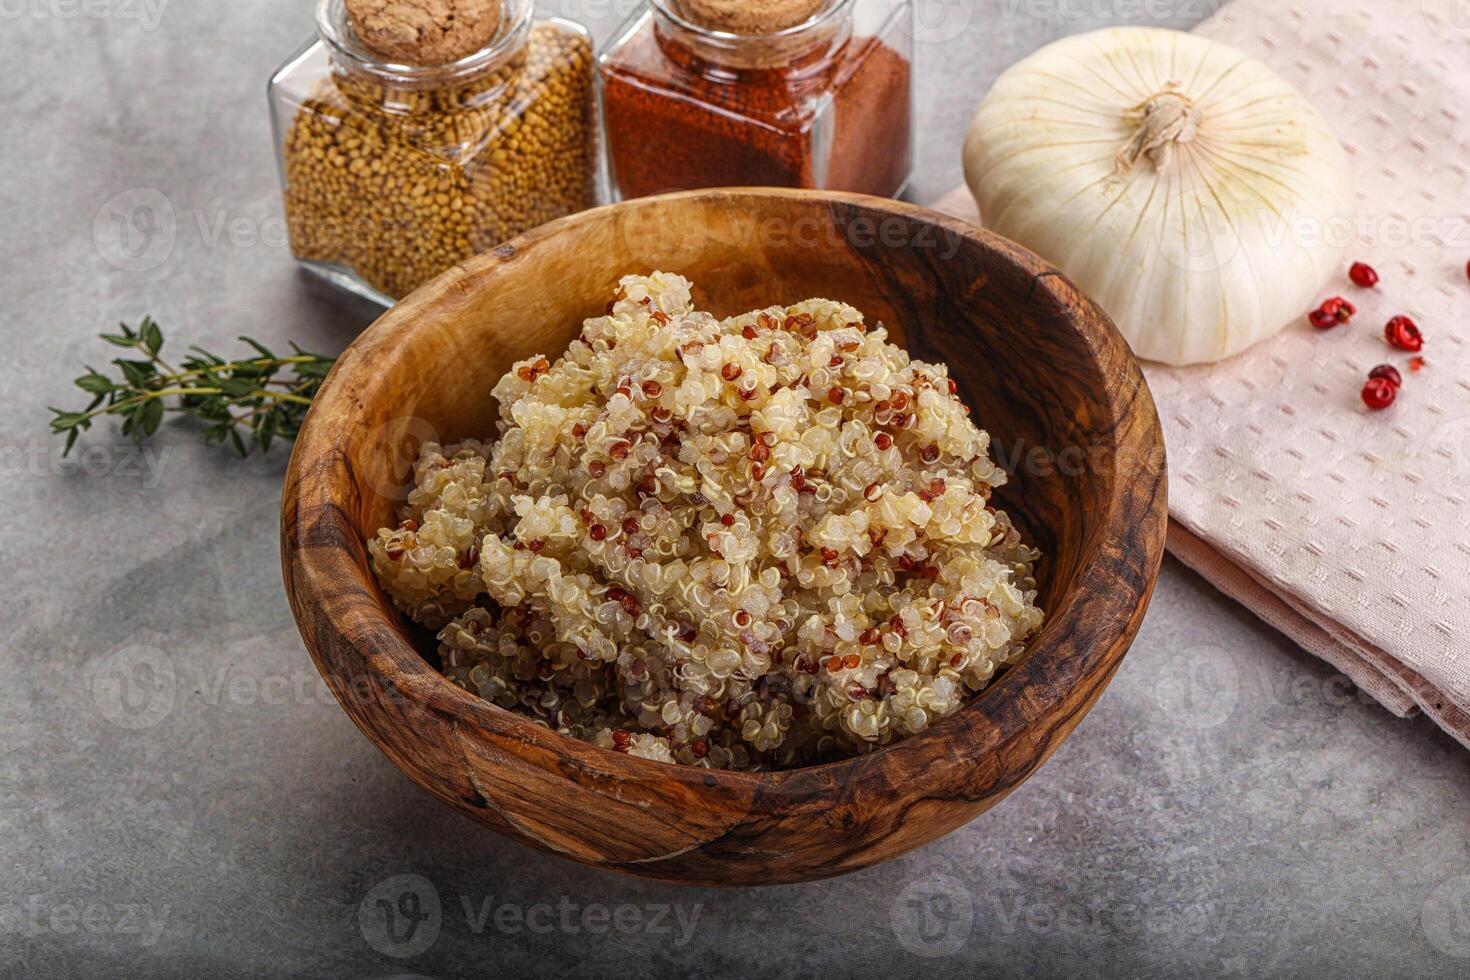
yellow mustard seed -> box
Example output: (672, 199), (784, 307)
(279, 21), (597, 300)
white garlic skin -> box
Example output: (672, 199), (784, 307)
(964, 27), (1354, 366)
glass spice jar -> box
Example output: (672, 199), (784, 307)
(269, 0), (600, 305)
(597, 0), (913, 201)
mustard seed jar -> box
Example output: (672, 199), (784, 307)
(269, 0), (599, 304)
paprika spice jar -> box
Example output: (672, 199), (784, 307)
(598, 0), (914, 200)
(268, 0), (599, 304)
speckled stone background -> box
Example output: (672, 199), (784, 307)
(3, 1), (1468, 977)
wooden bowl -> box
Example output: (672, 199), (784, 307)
(281, 189), (1167, 886)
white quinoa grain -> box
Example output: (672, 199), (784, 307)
(370, 272), (1044, 769)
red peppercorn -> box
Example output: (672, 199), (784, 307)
(1361, 377), (1397, 410)
(1367, 364), (1402, 387)
(1321, 296), (1356, 323)
(720, 514), (734, 526)
(1308, 308), (1339, 331)
(1348, 262), (1379, 288)
(1385, 315), (1424, 351)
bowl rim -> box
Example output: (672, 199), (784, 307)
(282, 187), (1167, 797)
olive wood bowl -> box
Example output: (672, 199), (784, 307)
(281, 189), (1167, 886)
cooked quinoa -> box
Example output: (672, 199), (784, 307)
(370, 272), (1044, 770)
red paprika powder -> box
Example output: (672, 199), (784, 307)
(598, 0), (914, 200)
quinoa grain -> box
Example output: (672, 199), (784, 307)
(371, 272), (1045, 769)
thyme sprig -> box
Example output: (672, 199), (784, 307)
(50, 317), (336, 456)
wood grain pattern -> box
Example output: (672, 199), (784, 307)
(280, 189), (1168, 886)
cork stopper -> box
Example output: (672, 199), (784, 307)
(344, 0), (505, 66)
(674, 0), (825, 34)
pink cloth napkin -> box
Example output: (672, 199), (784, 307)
(934, 0), (1470, 747)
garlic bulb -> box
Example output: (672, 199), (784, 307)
(963, 28), (1354, 365)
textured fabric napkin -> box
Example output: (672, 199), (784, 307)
(934, 0), (1470, 747)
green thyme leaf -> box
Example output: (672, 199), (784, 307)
(52, 318), (336, 457)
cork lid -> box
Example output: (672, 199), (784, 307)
(343, 0), (505, 66)
(673, 0), (825, 34)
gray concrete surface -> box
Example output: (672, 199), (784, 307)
(3, 1), (1468, 977)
